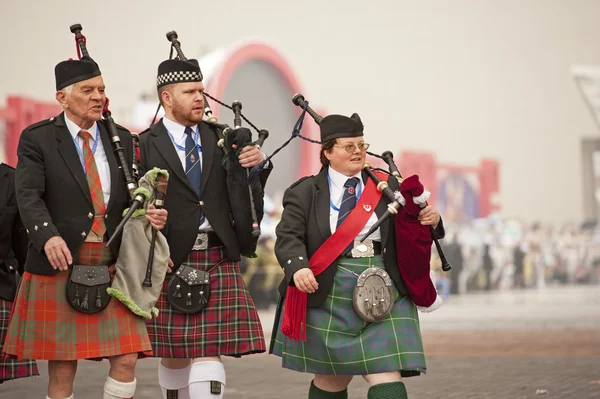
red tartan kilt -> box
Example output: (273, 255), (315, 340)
(2, 242), (152, 361)
(0, 298), (38, 381)
(147, 246), (266, 358)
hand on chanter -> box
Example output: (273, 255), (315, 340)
(235, 145), (265, 168)
(146, 204), (168, 230)
(293, 268), (319, 293)
(418, 205), (440, 228)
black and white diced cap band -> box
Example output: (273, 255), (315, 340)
(156, 70), (202, 86)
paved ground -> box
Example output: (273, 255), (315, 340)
(1, 285), (599, 398)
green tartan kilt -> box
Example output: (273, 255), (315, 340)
(270, 255), (426, 376)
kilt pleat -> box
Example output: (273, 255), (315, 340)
(2, 242), (152, 361)
(0, 298), (38, 382)
(146, 247), (266, 358)
(271, 255), (426, 376)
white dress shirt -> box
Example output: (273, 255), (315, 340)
(162, 116), (212, 231)
(64, 114), (111, 206)
(328, 166), (381, 242)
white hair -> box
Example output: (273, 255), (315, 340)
(58, 84), (73, 110)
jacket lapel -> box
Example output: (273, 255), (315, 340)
(98, 121), (120, 212)
(152, 119), (197, 195)
(55, 113), (93, 206)
(367, 170), (391, 245)
(0, 165), (8, 212)
(314, 168), (332, 240)
(198, 121), (215, 194)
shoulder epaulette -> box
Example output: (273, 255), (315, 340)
(99, 119), (130, 133)
(136, 127), (151, 138)
(0, 163), (15, 171)
(203, 119), (229, 131)
(25, 117), (56, 132)
(289, 175), (313, 189)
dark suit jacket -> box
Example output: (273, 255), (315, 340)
(0, 163), (28, 301)
(15, 113), (133, 275)
(137, 119), (271, 267)
(275, 167), (445, 308)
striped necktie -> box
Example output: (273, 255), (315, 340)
(79, 130), (106, 240)
(184, 126), (205, 225)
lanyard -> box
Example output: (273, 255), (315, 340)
(168, 126), (202, 153)
(328, 172), (363, 212)
(72, 125), (100, 174)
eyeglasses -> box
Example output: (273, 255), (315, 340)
(333, 142), (370, 153)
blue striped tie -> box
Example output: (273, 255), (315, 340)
(337, 177), (360, 255)
(185, 126), (205, 225)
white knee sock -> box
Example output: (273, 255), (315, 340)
(188, 361), (226, 399)
(158, 362), (191, 399)
(103, 376), (136, 399)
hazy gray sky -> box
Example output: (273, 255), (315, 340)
(1, 0), (600, 223)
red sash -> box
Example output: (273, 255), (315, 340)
(281, 171), (386, 341)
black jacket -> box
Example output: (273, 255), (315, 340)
(15, 113), (133, 275)
(275, 167), (445, 308)
(137, 119), (271, 267)
(0, 163), (28, 301)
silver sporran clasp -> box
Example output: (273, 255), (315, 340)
(352, 267), (394, 322)
(351, 239), (375, 258)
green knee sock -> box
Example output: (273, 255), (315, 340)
(308, 380), (348, 399)
(367, 381), (408, 399)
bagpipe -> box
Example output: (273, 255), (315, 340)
(69, 24), (170, 319)
(271, 93), (450, 312)
(152, 31), (270, 257)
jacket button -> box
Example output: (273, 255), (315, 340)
(199, 201), (204, 206)
(81, 231), (87, 237)
(88, 212), (93, 219)
(382, 248), (387, 255)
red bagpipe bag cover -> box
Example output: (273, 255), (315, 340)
(394, 175), (437, 307)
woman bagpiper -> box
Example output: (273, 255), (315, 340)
(270, 112), (445, 398)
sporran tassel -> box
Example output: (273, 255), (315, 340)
(73, 286), (80, 307)
(96, 288), (102, 308)
(81, 288), (89, 309)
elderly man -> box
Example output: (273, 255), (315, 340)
(2, 55), (167, 399)
(138, 57), (271, 399)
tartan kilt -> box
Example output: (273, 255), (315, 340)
(0, 298), (38, 382)
(270, 255), (426, 376)
(2, 242), (152, 361)
(146, 246), (266, 358)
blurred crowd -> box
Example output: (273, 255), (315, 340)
(239, 196), (600, 309)
(432, 216), (600, 298)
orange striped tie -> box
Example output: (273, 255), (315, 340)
(79, 130), (107, 239)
